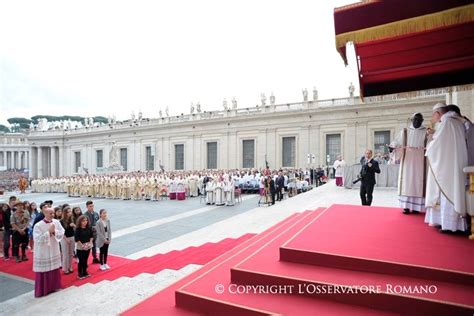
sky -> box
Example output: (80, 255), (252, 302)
(0, 0), (359, 126)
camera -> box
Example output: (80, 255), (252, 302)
(353, 162), (368, 184)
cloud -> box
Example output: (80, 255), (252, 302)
(0, 0), (359, 125)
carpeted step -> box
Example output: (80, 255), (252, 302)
(233, 246), (473, 314)
(121, 211), (308, 315)
(280, 204), (474, 285)
(228, 204), (474, 315)
(72, 235), (253, 284)
(171, 208), (398, 315)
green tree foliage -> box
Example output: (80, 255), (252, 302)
(31, 115), (107, 124)
(93, 116), (108, 124)
(0, 124), (10, 133)
(7, 117), (32, 132)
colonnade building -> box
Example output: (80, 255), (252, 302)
(0, 133), (30, 171)
(2, 87), (472, 179)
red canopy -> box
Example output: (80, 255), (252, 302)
(334, 0), (474, 97)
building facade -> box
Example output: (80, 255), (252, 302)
(2, 87), (472, 179)
(0, 133), (30, 171)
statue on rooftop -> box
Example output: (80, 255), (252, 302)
(270, 92), (275, 105)
(302, 88), (308, 102)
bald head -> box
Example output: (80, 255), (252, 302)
(44, 207), (55, 221)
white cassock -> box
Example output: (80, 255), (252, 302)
(333, 160), (346, 177)
(33, 219), (65, 272)
(225, 180), (235, 206)
(169, 180), (177, 193)
(424, 112), (468, 231)
(189, 177), (198, 197)
(214, 181), (225, 205)
(206, 181), (215, 204)
(390, 125), (427, 212)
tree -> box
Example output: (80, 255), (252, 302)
(93, 116), (108, 124)
(30, 114), (107, 125)
(7, 117), (32, 132)
(0, 124), (10, 133)
(31, 115), (47, 124)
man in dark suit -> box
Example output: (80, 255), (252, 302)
(276, 171), (285, 201)
(359, 149), (381, 206)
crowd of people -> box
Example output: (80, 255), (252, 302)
(0, 170), (29, 192)
(0, 166), (330, 298)
(1, 196), (112, 297)
(28, 167), (327, 204)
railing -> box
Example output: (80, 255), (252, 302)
(28, 86), (454, 136)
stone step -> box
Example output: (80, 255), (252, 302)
(74, 266), (202, 315)
(3, 264), (202, 316)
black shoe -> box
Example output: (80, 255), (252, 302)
(402, 209), (410, 214)
(412, 211), (420, 214)
(21, 255), (28, 261)
(15, 256), (21, 263)
(92, 258), (100, 264)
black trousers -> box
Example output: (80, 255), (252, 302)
(360, 182), (375, 206)
(276, 186), (284, 201)
(270, 192), (276, 205)
(12, 230), (28, 257)
(99, 244), (109, 265)
(77, 249), (90, 277)
(3, 229), (12, 258)
(91, 232), (98, 259)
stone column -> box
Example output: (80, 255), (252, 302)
(29, 148), (34, 177)
(6, 151), (11, 169)
(51, 146), (57, 177)
(0, 151), (4, 167)
(16, 151), (21, 169)
(58, 146), (64, 176)
(38, 146), (44, 178)
(19, 151), (23, 169)
(12, 151), (17, 169)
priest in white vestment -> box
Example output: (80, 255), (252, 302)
(214, 179), (225, 206)
(390, 113), (427, 214)
(33, 207), (65, 297)
(425, 104), (468, 232)
(206, 179), (215, 205)
(224, 176), (236, 206)
(333, 156), (346, 187)
(189, 174), (198, 197)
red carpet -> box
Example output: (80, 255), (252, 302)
(122, 212), (305, 316)
(0, 252), (131, 285)
(123, 205), (474, 316)
(0, 234), (254, 289)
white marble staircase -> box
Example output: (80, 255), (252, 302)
(0, 264), (202, 316)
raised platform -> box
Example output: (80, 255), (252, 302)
(281, 204), (474, 284)
(123, 205), (474, 315)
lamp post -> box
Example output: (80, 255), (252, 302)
(326, 154), (331, 180)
